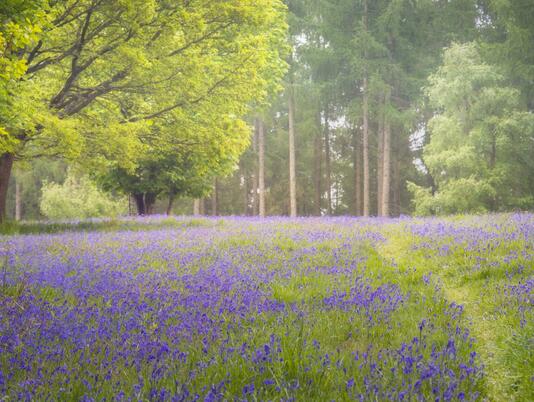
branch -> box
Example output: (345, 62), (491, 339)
(61, 69), (130, 116)
(127, 75), (230, 123)
(127, 53), (254, 122)
(168, 21), (234, 57)
(50, 6), (95, 109)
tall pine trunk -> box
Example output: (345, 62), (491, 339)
(392, 144), (401, 217)
(362, 0), (370, 217)
(323, 107), (332, 215)
(313, 131), (322, 216)
(252, 119), (259, 216)
(15, 179), (22, 221)
(288, 84), (297, 218)
(353, 126), (362, 215)
(193, 199), (201, 215)
(211, 178), (218, 216)
(258, 119), (266, 218)
(0, 153), (14, 223)
(377, 98), (384, 216)
(381, 91), (391, 217)
(242, 173), (248, 216)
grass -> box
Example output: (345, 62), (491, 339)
(0, 214), (531, 400)
(0, 216), (213, 235)
(379, 217), (533, 401)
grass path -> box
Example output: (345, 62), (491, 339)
(377, 223), (533, 401)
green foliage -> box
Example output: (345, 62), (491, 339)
(2, 0), (288, 209)
(480, 0), (534, 109)
(3, 0), (534, 219)
(0, 0), (46, 141)
(411, 43), (534, 215)
(40, 172), (126, 219)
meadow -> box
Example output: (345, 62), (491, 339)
(0, 214), (532, 401)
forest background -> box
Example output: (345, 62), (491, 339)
(1, 0), (533, 221)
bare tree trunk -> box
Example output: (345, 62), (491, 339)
(252, 119), (259, 216)
(145, 193), (157, 215)
(15, 178), (22, 221)
(323, 107), (332, 215)
(313, 135), (323, 216)
(288, 84), (297, 218)
(211, 178), (218, 216)
(313, 127), (322, 216)
(258, 119), (266, 218)
(489, 133), (497, 210)
(377, 98), (384, 216)
(0, 153), (14, 223)
(353, 126), (362, 215)
(242, 174), (248, 216)
(199, 198), (205, 215)
(133, 193), (146, 215)
(381, 91), (391, 217)
(392, 144), (401, 217)
(193, 199), (200, 215)
(362, 0), (370, 217)
(166, 194), (175, 215)
(362, 78), (370, 217)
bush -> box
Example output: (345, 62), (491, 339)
(40, 173), (127, 220)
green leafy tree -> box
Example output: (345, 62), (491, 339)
(0, 0), (288, 221)
(410, 43), (534, 215)
(479, 0), (534, 110)
(0, 0), (47, 218)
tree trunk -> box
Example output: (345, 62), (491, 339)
(288, 84), (297, 218)
(242, 173), (248, 216)
(258, 118), (266, 218)
(381, 92), (391, 217)
(145, 192), (157, 215)
(211, 178), (218, 216)
(166, 194), (175, 215)
(0, 153), (14, 223)
(323, 107), (332, 215)
(15, 178), (22, 221)
(199, 198), (205, 215)
(377, 99), (384, 216)
(353, 126), (362, 216)
(392, 144), (401, 217)
(133, 193), (146, 215)
(252, 119), (259, 216)
(313, 126), (322, 216)
(489, 133), (497, 210)
(193, 199), (201, 216)
(362, 0), (370, 217)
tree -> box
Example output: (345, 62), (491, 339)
(0, 0), (288, 221)
(410, 43), (534, 215)
(0, 0), (46, 221)
(480, 0), (534, 110)
(101, 117), (249, 215)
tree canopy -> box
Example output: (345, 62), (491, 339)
(0, 0), (288, 220)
